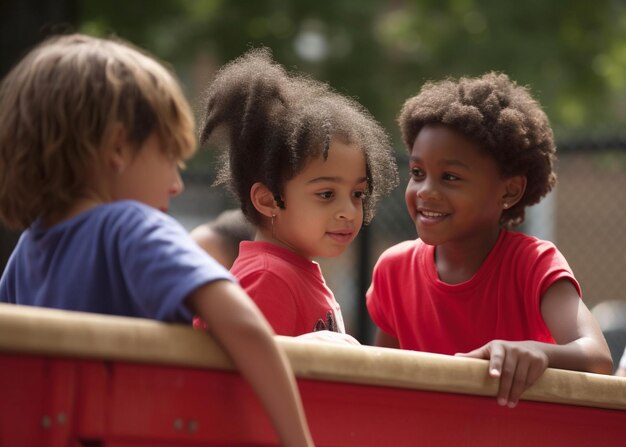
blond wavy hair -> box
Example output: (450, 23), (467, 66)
(0, 34), (195, 230)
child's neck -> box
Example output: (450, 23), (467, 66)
(254, 229), (312, 261)
(434, 227), (502, 284)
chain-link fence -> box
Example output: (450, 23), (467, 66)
(552, 141), (626, 307)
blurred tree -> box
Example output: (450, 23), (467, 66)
(76, 0), (626, 141)
(377, 0), (626, 137)
(1, 0), (76, 76)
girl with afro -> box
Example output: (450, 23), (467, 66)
(196, 48), (398, 339)
(367, 72), (612, 407)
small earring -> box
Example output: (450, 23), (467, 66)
(271, 214), (276, 238)
(503, 203), (509, 209)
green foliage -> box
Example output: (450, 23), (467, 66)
(78, 0), (626, 146)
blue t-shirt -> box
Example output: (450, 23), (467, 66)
(0, 200), (233, 323)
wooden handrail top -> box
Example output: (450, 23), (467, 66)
(0, 302), (624, 410)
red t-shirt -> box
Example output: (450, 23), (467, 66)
(366, 230), (580, 355)
(230, 241), (345, 336)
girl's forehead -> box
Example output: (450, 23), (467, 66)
(293, 141), (367, 183)
(411, 125), (500, 172)
(412, 125), (485, 158)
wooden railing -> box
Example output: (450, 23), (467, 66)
(1, 302), (625, 446)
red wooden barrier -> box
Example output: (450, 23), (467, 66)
(1, 304), (625, 446)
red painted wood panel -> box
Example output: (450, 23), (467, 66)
(1, 354), (624, 447)
(0, 356), (76, 447)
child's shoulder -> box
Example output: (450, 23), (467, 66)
(498, 230), (569, 274)
(234, 241), (319, 276)
(68, 200), (187, 244)
(376, 238), (425, 264)
(503, 229), (559, 254)
(92, 200), (177, 227)
(99, 200), (160, 217)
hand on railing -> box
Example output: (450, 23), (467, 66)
(456, 339), (549, 408)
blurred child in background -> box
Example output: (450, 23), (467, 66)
(191, 209), (254, 269)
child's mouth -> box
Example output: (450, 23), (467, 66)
(418, 209), (449, 223)
(326, 231), (354, 244)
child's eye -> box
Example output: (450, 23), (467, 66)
(443, 173), (460, 181)
(410, 168), (424, 179)
(353, 190), (366, 200)
(318, 191), (334, 200)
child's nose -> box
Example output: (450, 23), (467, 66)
(170, 171), (184, 197)
(336, 197), (358, 220)
(416, 177), (440, 201)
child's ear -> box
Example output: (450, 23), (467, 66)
(502, 175), (527, 208)
(250, 182), (280, 218)
(104, 123), (130, 174)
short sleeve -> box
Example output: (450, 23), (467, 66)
(366, 251), (398, 338)
(115, 206), (234, 323)
(530, 242), (581, 302)
(517, 238), (580, 335)
(238, 270), (298, 336)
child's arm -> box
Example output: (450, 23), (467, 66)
(185, 280), (314, 447)
(457, 278), (613, 408)
(540, 279), (612, 372)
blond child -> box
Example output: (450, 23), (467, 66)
(0, 34), (313, 446)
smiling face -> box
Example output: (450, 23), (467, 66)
(405, 124), (512, 250)
(270, 138), (368, 260)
